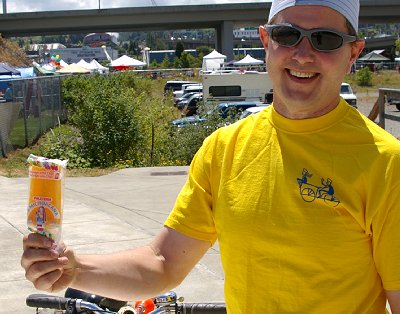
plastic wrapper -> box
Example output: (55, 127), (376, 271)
(26, 154), (68, 249)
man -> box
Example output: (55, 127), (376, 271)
(21, 0), (400, 312)
(4, 83), (13, 102)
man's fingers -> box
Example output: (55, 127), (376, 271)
(25, 257), (67, 281)
(21, 247), (60, 269)
(23, 233), (53, 250)
(32, 269), (63, 292)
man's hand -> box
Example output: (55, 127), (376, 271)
(21, 233), (76, 292)
(387, 290), (400, 314)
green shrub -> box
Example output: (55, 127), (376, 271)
(61, 73), (143, 167)
(58, 72), (223, 169)
(38, 124), (91, 169)
(355, 66), (373, 86)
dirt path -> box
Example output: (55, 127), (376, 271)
(356, 92), (400, 139)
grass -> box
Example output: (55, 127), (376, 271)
(346, 69), (400, 93)
(8, 114), (57, 148)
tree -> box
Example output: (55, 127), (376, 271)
(180, 52), (191, 68)
(160, 55), (172, 69)
(175, 41), (184, 58)
(0, 35), (31, 66)
(196, 45), (212, 56)
(155, 38), (167, 51)
(395, 38), (400, 56)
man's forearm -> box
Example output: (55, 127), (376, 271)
(71, 245), (174, 301)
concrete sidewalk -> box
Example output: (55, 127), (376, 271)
(0, 166), (224, 313)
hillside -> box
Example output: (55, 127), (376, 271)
(0, 35), (31, 67)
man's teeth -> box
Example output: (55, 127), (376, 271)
(289, 70), (316, 78)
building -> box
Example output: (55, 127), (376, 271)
(233, 27), (260, 39)
(49, 46), (118, 64)
(83, 33), (119, 47)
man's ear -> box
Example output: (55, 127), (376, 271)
(347, 39), (365, 73)
(259, 25), (269, 50)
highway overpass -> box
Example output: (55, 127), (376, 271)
(0, 0), (399, 60)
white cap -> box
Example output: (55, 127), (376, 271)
(268, 0), (360, 32)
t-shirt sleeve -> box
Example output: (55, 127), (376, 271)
(164, 135), (218, 244)
(372, 156), (400, 291)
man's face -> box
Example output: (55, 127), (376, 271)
(259, 6), (364, 119)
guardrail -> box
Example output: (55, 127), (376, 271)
(368, 88), (400, 130)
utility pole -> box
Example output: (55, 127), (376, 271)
(2, 0), (7, 14)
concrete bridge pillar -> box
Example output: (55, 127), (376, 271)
(215, 20), (234, 61)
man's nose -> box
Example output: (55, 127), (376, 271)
(292, 37), (316, 63)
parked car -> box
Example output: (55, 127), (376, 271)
(164, 80), (197, 94)
(175, 92), (198, 107)
(239, 105), (270, 119)
(172, 101), (262, 127)
(181, 93), (203, 116)
(177, 92), (203, 110)
(173, 83), (202, 101)
(340, 83), (357, 108)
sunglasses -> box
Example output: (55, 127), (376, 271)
(264, 24), (357, 52)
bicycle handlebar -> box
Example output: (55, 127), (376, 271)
(26, 294), (105, 312)
(26, 294), (69, 310)
(26, 293), (227, 314)
(178, 303), (227, 313)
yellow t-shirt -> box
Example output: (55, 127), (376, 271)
(165, 99), (400, 313)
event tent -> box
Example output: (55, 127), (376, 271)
(77, 59), (97, 71)
(233, 54), (264, 66)
(0, 63), (20, 76)
(358, 51), (390, 62)
(202, 50), (226, 71)
(90, 59), (108, 72)
(111, 55), (146, 70)
(56, 63), (90, 74)
(32, 61), (58, 76)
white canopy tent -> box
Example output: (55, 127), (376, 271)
(90, 59), (108, 72)
(77, 59), (97, 71)
(111, 55), (146, 67)
(233, 54), (264, 66)
(202, 50), (226, 71)
(56, 63), (90, 74)
(60, 60), (69, 68)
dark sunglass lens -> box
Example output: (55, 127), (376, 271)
(311, 31), (343, 51)
(272, 26), (301, 46)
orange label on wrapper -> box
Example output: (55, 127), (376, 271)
(27, 155), (67, 244)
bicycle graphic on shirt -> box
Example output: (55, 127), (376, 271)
(297, 168), (340, 207)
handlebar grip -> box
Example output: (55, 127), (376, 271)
(26, 294), (70, 310)
(179, 303), (227, 314)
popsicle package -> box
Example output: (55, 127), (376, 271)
(27, 154), (68, 247)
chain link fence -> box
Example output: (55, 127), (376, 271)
(0, 76), (66, 157)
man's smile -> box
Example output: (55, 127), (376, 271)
(287, 69), (318, 79)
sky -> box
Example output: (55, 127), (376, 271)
(2, 0), (270, 13)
